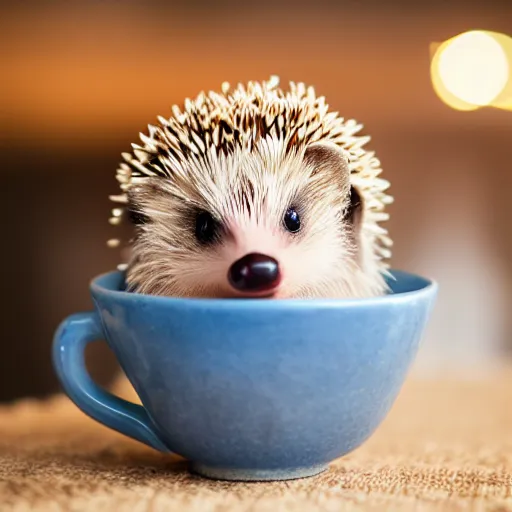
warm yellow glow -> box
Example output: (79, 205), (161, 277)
(439, 32), (507, 106)
(430, 30), (512, 111)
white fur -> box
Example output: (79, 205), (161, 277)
(126, 136), (387, 299)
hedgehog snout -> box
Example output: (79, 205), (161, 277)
(228, 253), (281, 294)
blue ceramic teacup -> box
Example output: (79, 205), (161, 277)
(52, 269), (437, 481)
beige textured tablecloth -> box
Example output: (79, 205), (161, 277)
(1, 368), (512, 511)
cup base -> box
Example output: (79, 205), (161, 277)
(190, 462), (329, 482)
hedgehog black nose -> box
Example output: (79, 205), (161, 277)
(228, 253), (281, 293)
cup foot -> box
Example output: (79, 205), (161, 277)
(190, 462), (328, 482)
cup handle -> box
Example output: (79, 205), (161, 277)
(52, 311), (170, 452)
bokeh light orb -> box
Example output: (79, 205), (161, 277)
(431, 30), (512, 111)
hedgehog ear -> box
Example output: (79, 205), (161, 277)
(303, 141), (350, 184)
(344, 183), (364, 232)
(303, 142), (363, 230)
(126, 181), (168, 226)
(126, 188), (147, 226)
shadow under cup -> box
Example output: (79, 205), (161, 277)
(53, 269), (437, 481)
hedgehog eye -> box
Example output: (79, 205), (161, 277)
(195, 210), (220, 244)
(283, 207), (301, 233)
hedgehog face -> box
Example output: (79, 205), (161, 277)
(124, 139), (381, 299)
(110, 78), (392, 299)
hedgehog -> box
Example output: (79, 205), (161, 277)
(107, 76), (393, 300)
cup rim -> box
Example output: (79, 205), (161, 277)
(90, 269), (438, 310)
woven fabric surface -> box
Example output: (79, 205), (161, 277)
(1, 368), (512, 512)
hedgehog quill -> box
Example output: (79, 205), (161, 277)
(108, 76), (393, 299)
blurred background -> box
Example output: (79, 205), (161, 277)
(1, 0), (511, 402)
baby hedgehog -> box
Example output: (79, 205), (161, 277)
(108, 76), (393, 299)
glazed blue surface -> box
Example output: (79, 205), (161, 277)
(53, 269), (437, 481)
